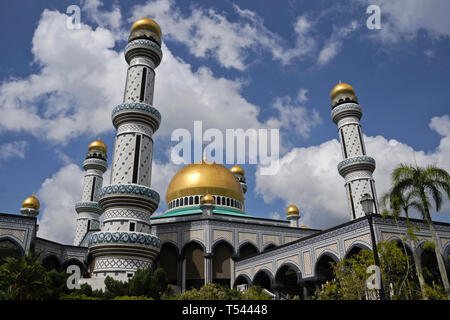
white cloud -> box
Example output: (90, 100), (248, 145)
(0, 7), (322, 148)
(36, 163), (84, 244)
(0, 10), (125, 143)
(81, 0), (124, 35)
(317, 20), (358, 66)
(130, 0), (324, 68)
(0, 140), (28, 160)
(255, 115), (450, 229)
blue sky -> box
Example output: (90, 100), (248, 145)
(0, 0), (449, 244)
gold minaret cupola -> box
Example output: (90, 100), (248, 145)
(330, 81), (358, 108)
(21, 193), (40, 217)
(286, 204), (300, 228)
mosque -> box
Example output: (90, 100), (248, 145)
(1, 18), (450, 299)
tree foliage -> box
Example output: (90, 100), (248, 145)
(314, 241), (435, 300)
(176, 283), (272, 300)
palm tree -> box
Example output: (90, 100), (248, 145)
(0, 251), (46, 300)
(391, 164), (450, 299)
(380, 188), (427, 299)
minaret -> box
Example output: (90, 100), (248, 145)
(286, 204), (300, 228)
(330, 82), (378, 220)
(73, 140), (107, 246)
(87, 18), (163, 283)
(230, 165), (247, 194)
(230, 165), (247, 212)
(21, 193), (40, 217)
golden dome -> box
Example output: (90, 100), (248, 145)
(22, 194), (40, 210)
(166, 162), (245, 204)
(88, 139), (107, 153)
(230, 165), (245, 176)
(286, 204), (300, 216)
(130, 18), (162, 38)
(301, 225), (308, 229)
(330, 82), (355, 100)
(200, 193), (215, 204)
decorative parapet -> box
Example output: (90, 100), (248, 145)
(331, 103), (362, 123)
(111, 102), (161, 132)
(337, 156), (376, 177)
(75, 201), (102, 214)
(124, 39), (163, 66)
(89, 231), (161, 249)
(98, 184), (160, 204)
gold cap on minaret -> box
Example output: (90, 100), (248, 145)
(22, 193), (40, 210)
(330, 82), (355, 100)
(286, 204), (300, 216)
(230, 165), (245, 176)
(88, 139), (107, 153)
(130, 18), (162, 38)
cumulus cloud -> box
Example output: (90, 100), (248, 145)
(255, 115), (450, 229)
(37, 163), (84, 244)
(0, 141), (28, 160)
(130, 0), (335, 68)
(0, 10), (125, 143)
(0, 6), (322, 148)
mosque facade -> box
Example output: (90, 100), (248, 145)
(1, 18), (450, 298)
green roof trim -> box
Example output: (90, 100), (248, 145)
(151, 205), (251, 219)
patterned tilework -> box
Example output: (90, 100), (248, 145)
(315, 243), (339, 258)
(0, 228), (25, 243)
(277, 254), (299, 268)
(159, 232), (177, 244)
(262, 234), (280, 246)
(238, 232), (258, 246)
(285, 236), (301, 243)
(303, 251), (312, 276)
(213, 229), (233, 243)
(123, 65), (155, 104)
(138, 135), (153, 187)
(94, 257), (151, 272)
(254, 261), (273, 275)
(111, 133), (135, 185)
(344, 233), (372, 251)
(341, 124), (364, 157)
(103, 208), (151, 223)
(184, 229), (204, 243)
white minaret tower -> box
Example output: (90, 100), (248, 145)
(73, 140), (107, 246)
(87, 18), (163, 285)
(331, 82), (379, 220)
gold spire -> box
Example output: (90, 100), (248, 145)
(130, 18), (162, 38)
(286, 204), (300, 216)
(22, 193), (40, 210)
(330, 82), (355, 100)
(230, 165), (245, 176)
(88, 139), (107, 153)
(200, 193), (215, 205)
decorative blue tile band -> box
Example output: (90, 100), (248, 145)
(75, 201), (102, 210)
(337, 156), (376, 170)
(98, 184), (160, 203)
(331, 103), (362, 118)
(111, 102), (161, 121)
(89, 231), (161, 248)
